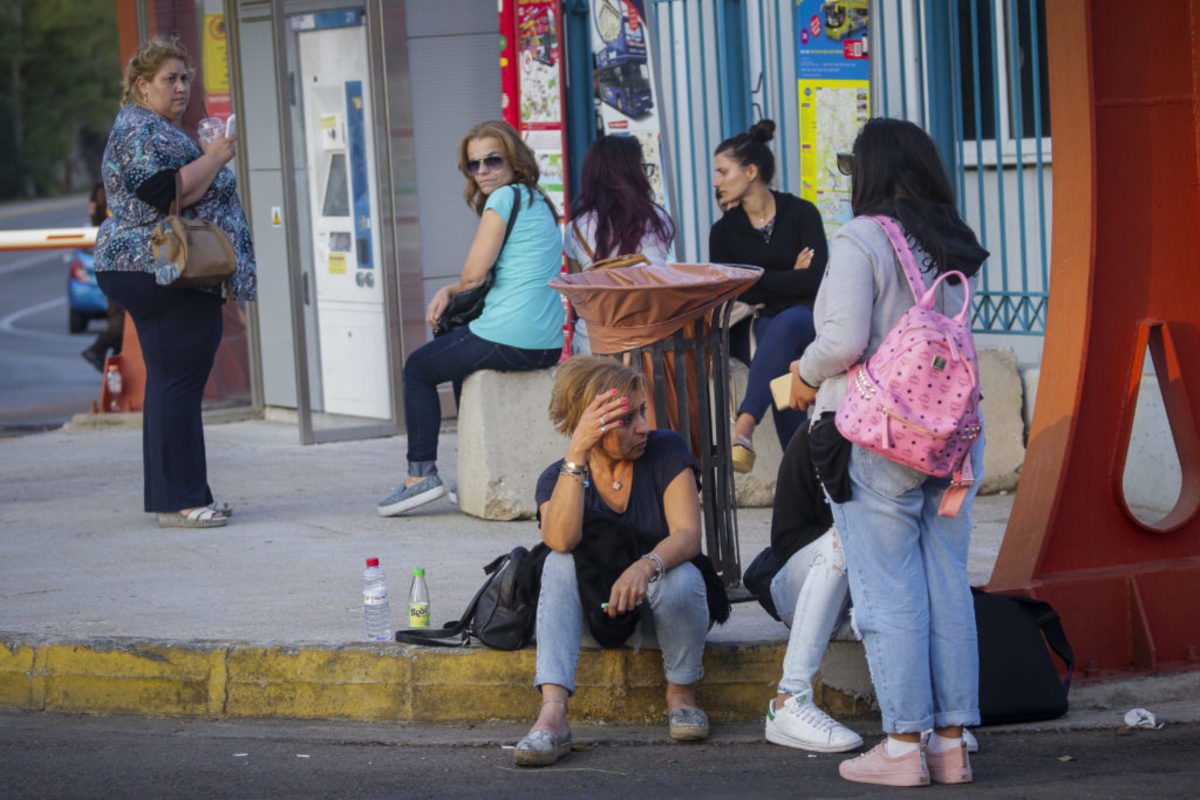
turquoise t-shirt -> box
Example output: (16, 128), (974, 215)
(469, 185), (565, 351)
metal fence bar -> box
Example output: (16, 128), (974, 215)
(915, 0), (927, 126)
(896, 0), (908, 119)
(682, 8), (701, 261)
(1007, 0), (1030, 329)
(658, 3), (688, 261)
(986, 0), (1010, 296)
(1028, 0), (1049, 295)
(968, 0), (989, 273)
(949, 1), (968, 210)
(877, 0), (890, 116)
(772, 0), (789, 185)
(699, 1), (716, 255)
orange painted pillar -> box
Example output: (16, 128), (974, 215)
(987, 0), (1200, 676)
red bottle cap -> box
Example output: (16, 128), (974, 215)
(366, 558), (379, 567)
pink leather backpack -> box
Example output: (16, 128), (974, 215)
(834, 216), (982, 517)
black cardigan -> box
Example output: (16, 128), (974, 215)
(708, 191), (829, 316)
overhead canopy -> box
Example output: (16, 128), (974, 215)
(549, 262), (762, 354)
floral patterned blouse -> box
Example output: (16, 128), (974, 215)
(94, 103), (257, 301)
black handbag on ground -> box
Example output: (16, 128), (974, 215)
(433, 184), (522, 337)
(393, 544), (548, 650)
(973, 587), (1074, 725)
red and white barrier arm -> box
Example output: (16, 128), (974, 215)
(0, 227), (98, 252)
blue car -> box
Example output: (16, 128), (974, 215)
(67, 246), (108, 333)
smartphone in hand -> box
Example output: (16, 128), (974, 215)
(225, 114), (237, 138)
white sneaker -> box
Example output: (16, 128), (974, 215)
(765, 694), (863, 753)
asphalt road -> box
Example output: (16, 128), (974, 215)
(1, 711), (1197, 799)
(0, 194), (100, 433)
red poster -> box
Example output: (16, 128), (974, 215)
(499, 1), (518, 127)
(511, 0), (568, 216)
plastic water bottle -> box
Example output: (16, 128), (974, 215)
(362, 558), (392, 641)
(408, 567), (430, 628)
(105, 364), (122, 412)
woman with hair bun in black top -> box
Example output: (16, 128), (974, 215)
(709, 119), (828, 471)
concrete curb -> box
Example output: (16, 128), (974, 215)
(1, 634), (875, 724)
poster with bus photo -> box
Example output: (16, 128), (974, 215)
(794, 0), (870, 236)
(589, 0), (669, 210)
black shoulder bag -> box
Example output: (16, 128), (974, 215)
(394, 544), (548, 650)
(433, 184), (521, 337)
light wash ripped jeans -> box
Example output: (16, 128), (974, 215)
(830, 435), (986, 734)
(534, 550), (709, 693)
(769, 529), (854, 697)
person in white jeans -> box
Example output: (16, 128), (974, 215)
(766, 528), (863, 752)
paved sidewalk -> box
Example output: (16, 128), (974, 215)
(1, 417), (1195, 729)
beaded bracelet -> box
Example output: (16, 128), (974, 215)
(560, 461), (590, 488)
(640, 552), (665, 582)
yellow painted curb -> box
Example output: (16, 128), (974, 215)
(0, 635), (875, 723)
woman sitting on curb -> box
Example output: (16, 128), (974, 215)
(513, 356), (728, 767)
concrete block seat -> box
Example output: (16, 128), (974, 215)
(455, 348), (1025, 521)
(457, 368), (563, 521)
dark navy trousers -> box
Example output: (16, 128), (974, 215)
(97, 271), (223, 512)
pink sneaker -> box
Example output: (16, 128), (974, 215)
(926, 740), (973, 784)
(838, 739), (930, 787)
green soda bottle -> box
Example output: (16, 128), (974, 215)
(407, 567), (430, 628)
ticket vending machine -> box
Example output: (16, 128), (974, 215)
(295, 11), (391, 421)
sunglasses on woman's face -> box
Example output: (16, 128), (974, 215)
(466, 154), (506, 175)
(642, 162), (657, 179)
(836, 152), (855, 176)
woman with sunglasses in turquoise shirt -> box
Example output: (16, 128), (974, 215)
(378, 120), (564, 517)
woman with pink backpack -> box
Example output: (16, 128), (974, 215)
(788, 118), (989, 787)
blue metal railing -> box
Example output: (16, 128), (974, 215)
(644, 0), (1051, 336)
(869, 0), (1052, 334)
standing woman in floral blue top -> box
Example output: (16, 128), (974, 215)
(94, 38), (257, 529)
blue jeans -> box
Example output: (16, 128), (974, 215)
(402, 325), (559, 476)
(534, 550), (709, 694)
(736, 306), (815, 449)
(769, 529), (853, 697)
(830, 435), (986, 734)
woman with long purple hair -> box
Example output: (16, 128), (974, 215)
(565, 135), (675, 353)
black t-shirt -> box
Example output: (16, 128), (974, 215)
(535, 430), (700, 538)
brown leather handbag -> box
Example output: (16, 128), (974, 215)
(570, 219), (651, 272)
(150, 172), (237, 289)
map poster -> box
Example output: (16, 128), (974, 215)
(589, 0), (668, 210)
(794, 0), (870, 235)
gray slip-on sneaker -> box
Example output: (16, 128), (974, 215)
(377, 475), (446, 517)
(513, 728), (572, 767)
(668, 707), (710, 742)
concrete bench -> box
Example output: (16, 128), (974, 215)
(455, 347), (1025, 520)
